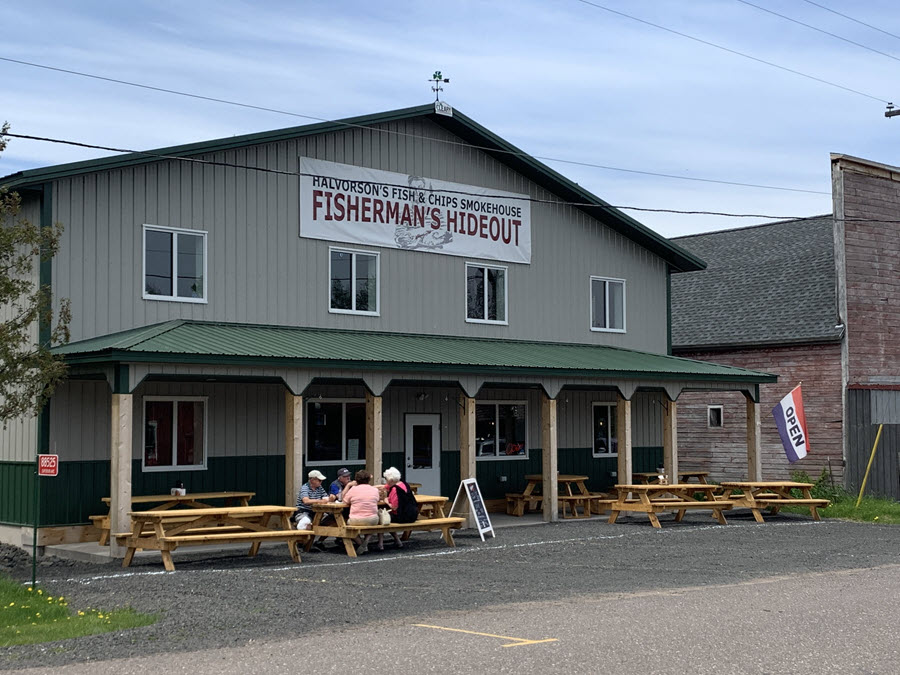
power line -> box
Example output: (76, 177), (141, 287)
(735, 0), (900, 64)
(799, 0), (900, 44)
(573, 0), (889, 104)
(0, 131), (818, 221)
(0, 55), (830, 196)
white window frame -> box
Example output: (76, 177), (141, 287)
(142, 224), (208, 303)
(141, 396), (209, 472)
(708, 405), (724, 428)
(465, 262), (509, 325)
(305, 398), (367, 466)
(592, 402), (618, 458)
(328, 247), (380, 316)
(589, 276), (626, 333)
(474, 400), (528, 461)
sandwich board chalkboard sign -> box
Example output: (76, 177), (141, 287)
(450, 478), (494, 541)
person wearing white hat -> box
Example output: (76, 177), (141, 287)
(295, 469), (335, 538)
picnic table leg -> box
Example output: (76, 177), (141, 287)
(99, 527), (110, 547)
(441, 526), (456, 547)
(159, 549), (176, 572)
(342, 537), (357, 558)
(122, 547), (136, 568)
(401, 529), (412, 542)
(608, 508), (621, 524)
(750, 508), (765, 523)
(288, 540), (301, 563)
(647, 512), (662, 529)
(674, 509), (686, 523)
(712, 507), (728, 525)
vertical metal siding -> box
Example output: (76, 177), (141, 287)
(52, 118), (669, 352)
(1, 195), (41, 462)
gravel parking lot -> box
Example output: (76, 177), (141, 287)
(2, 511), (899, 671)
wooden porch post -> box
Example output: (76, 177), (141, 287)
(459, 394), (477, 527)
(541, 394), (558, 523)
(365, 391), (383, 481)
(746, 393), (762, 480)
(616, 395), (633, 486)
(663, 398), (678, 484)
(284, 391), (304, 507)
(109, 393), (133, 558)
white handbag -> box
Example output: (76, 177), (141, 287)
(377, 509), (391, 525)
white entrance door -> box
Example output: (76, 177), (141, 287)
(405, 414), (441, 495)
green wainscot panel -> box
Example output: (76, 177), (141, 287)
(0, 460), (110, 527)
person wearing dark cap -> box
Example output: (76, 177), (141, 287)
(329, 467), (352, 499)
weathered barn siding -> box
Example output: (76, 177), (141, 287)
(675, 343), (843, 482)
(50, 118), (668, 351)
(847, 389), (899, 500)
(840, 169), (900, 386)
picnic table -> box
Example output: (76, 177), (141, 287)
(308, 495), (463, 557)
(608, 483), (733, 529)
(117, 505), (308, 571)
(718, 481), (830, 522)
(633, 471), (710, 484)
(93, 491), (255, 545)
(506, 474), (605, 518)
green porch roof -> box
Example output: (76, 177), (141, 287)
(53, 320), (776, 383)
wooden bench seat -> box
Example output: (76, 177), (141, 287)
(120, 528), (313, 570)
(609, 498), (734, 529)
(505, 492), (542, 516)
(557, 494), (590, 519)
(315, 517), (464, 557)
(752, 498), (829, 505)
(160, 529), (313, 545)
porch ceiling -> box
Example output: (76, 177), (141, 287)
(52, 320), (776, 385)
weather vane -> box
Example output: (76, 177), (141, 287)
(429, 71), (450, 102)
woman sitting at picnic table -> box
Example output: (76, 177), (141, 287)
(379, 467), (419, 549)
(342, 470), (382, 555)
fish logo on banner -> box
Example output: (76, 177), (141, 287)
(771, 384), (809, 463)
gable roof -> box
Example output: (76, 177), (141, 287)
(53, 319), (775, 383)
(670, 215), (842, 350)
(2, 104), (705, 272)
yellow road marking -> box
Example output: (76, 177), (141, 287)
(412, 623), (557, 647)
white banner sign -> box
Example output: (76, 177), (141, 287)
(299, 157), (531, 264)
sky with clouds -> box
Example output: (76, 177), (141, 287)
(2, 0), (899, 237)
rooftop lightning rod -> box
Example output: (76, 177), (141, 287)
(429, 71), (450, 102)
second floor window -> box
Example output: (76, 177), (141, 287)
(330, 248), (379, 315)
(590, 276), (625, 331)
(466, 264), (507, 324)
(143, 225), (207, 302)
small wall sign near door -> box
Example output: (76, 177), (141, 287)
(450, 478), (494, 541)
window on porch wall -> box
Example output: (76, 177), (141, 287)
(143, 398), (206, 470)
(475, 402), (527, 459)
(307, 400), (367, 464)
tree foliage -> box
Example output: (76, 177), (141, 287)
(0, 123), (71, 425)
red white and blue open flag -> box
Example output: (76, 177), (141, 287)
(771, 384), (809, 463)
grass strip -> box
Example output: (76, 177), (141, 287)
(0, 575), (156, 647)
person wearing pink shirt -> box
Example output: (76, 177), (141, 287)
(342, 470), (381, 554)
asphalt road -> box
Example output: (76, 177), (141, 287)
(2, 511), (899, 673)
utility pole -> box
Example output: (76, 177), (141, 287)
(886, 103), (900, 118)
